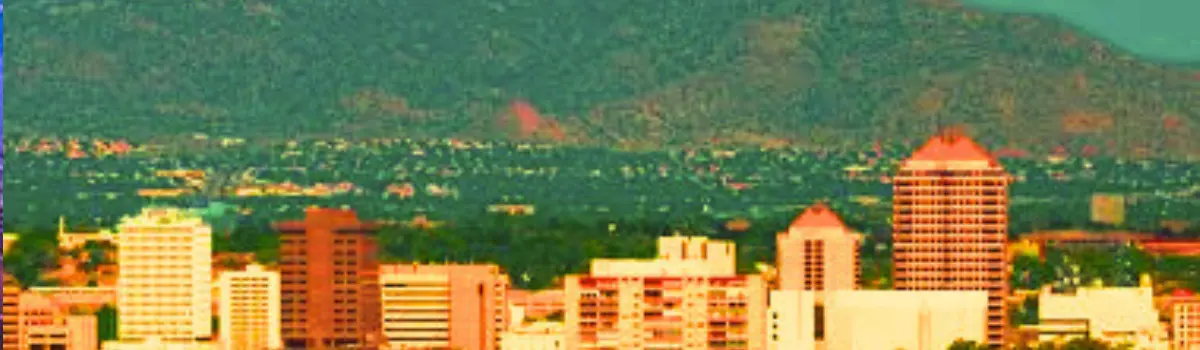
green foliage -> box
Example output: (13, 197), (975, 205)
(2, 232), (61, 287)
(96, 305), (118, 341)
(947, 339), (990, 350)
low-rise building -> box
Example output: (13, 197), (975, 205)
(1167, 289), (1200, 350)
(379, 263), (509, 350)
(1037, 284), (1168, 349)
(767, 290), (817, 350)
(824, 290), (989, 350)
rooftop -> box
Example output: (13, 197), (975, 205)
(788, 203), (847, 229)
(904, 129), (1001, 167)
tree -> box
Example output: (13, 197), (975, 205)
(947, 339), (989, 350)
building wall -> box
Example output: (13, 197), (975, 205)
(500, 322), (564, 350)
(379, 264), (509, 350)
(116, 207), (213, 342)
(218, 264), (281, 350)
(777, 223), (860, 296)
(656, 236), (736, 276)
(1175, 300), (1200, 350)
(563, 275), (767, 350)
(3, 274), (21, 350)
(1039, 286), (1163, 347)
(825, 290), (988, 350)
(892, 145), (1010, 346)
(507, 289), (564, 321)
(767, 290), (816, 350)
(66, 315), (98, 350)
(276, 208), (381, 349)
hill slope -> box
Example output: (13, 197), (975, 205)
(5, 0), (1199, 153)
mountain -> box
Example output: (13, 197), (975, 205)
(5, 0), (1199, 154)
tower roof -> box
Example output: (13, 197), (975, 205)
(904, 130), (1001, 168)
(788, 203), (847, 229)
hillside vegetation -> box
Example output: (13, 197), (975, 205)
(6, 0), (1199, 153)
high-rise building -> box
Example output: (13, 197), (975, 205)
(563, 236), (767, 350)
(114, 207), (213, 342)
(378, 263), (509, 350)
(892, 131), (1011, 346)
(777, 203), (862, 295)
(276, 207), (382, 349)
(4, 274), (22, 350)
(218, 264), (281, 350)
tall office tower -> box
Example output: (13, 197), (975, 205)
(379, 264), (509, 350)
(3, 273), (21, 350)
(892, 131), (1011, 346)
(115, 207), (213, 342)
(777, 203), (862, 295)
(563, 236), (768, 350)
(218, 264), (282, 350)
(276, 207), (382, 349)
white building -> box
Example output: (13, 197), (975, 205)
(824, 290), (988, 350)
(1037, 285), (1168, 349)
(102, 337), (216, 350)
(767, 290), (816, 350)
(500, 307), (564, 350)
(218, 264), (281, 350)
(115, 207), (213, 342)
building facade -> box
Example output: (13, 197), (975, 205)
(824, 290), (989, 350)
(777, 203), (862, 294)
(378, 263), (509, 350)
(1175, 298), (1200, 350)
(115, 207), (213, 342)
(276, 207), (382, 349)
(1038, 285), (1166, 348)
(767, 290), (816, 350)
(3, 274), (21, 350)
(563, 236), (767, 350)
(500, 322), (564, 350)
(892, 132), (1011, 346)
(218, 264), (282, 350)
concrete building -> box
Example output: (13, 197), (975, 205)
(115, 207), (213, 342)
(500, 321), (564, 350)
(776, 203), (861, 295)
(1037, 285), (1167, 349)
(8, 291), (99, 350)
(218, 264), (281, 350)
(4, 274), (20, 350)
(563, 236), (768, 350)
(1172, 294), (1200, 350)
(103, 337), (216, 350)
(507, 289), (564, 321)
(276, 207), (383, 349)
(892, 131), (1011, 346)
(767, 290), (816, 350)
(378, 263), (509, 350)
(825, 290), (989, 350)
(27, 286), (117, 311)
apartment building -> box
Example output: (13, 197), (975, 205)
(113, 207), (213, 343)
(777, 203), (862, 295)
(378, 263), (509, 350)
(500, 321), (564, 350)
(892, 131), (1011, 346)
(276, 207), (382, 349)
(1173, 294), (1200, 350)
(4, 274), (23, 350)
(10, 291), (99, 350)
(825, 290), (989, 350)
(218, 264), (282, 350)
(563, 236), (767, 350)
(508, 289), (564, 320)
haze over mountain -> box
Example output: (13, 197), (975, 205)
(5, 0), (1199, 155)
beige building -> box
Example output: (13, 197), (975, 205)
(3, 274), (20, 350)
(7, 290), (99, 350)
(103, 337), (216, 350)
(825, 290), (989, 350)
(1037, 285), (1167, 349)
(218, 264), (281, 350)
(563, 236), (768, 350)
(500, 315), (565, 350)
(777, 203), (862, 295)
(378, 263), (509, 350)
(767, 290), (816, 350)
(114, 207), (213, 342)
(1173, 297), (1200, 350)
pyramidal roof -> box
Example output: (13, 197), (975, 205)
(905, 130), (1000, 166)
(788, 203), (848, 229)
